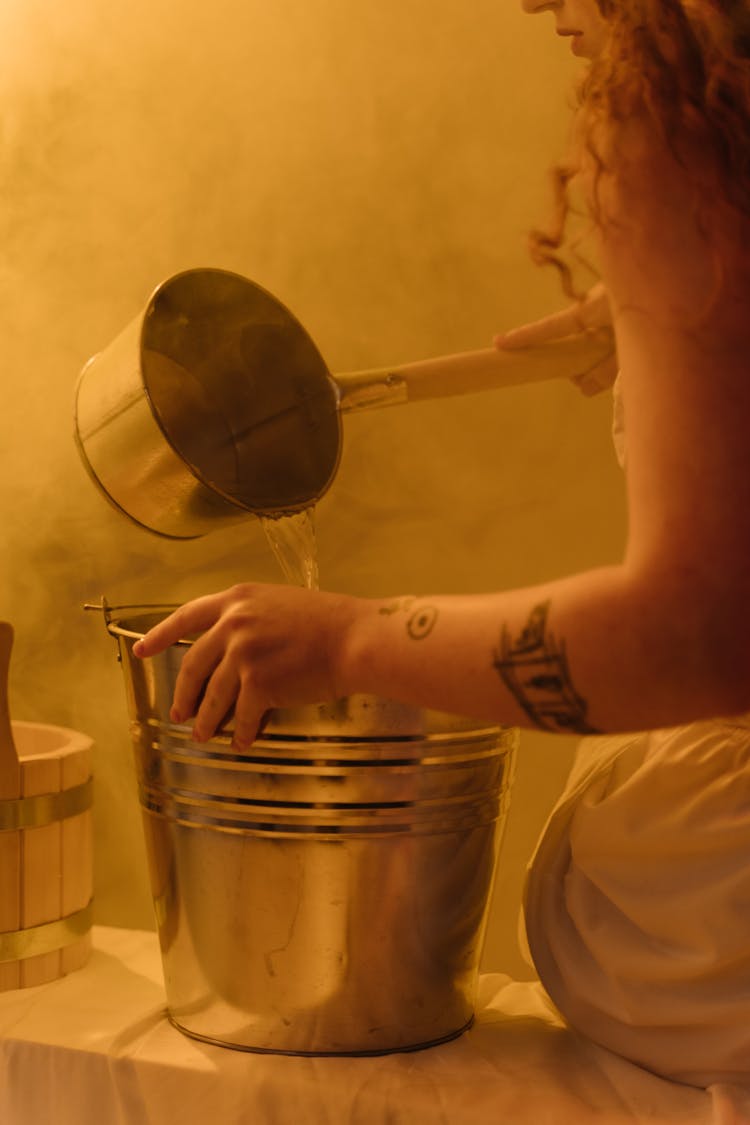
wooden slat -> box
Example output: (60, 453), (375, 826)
(0, 623), (20, 800)
(0, 623), (21, 991)
(20, 753), (62, 988)
(0, 830), (21, 990)
(60, 750), (93, 976)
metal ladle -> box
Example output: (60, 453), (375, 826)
(74, 268), (614, 539)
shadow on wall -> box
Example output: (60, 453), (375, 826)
(0, 0), (625, 976)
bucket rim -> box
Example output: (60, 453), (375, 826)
(86, 599), (191, 645)
(88, 598), (520, 742)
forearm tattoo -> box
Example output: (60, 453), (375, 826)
(493, 601), (601, 734)
(379, 596), (439, 640)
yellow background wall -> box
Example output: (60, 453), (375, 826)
(0, 0), (625, 979)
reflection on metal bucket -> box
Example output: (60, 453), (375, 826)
(106, 606), (518, 1056)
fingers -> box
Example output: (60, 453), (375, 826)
(494, 284), (612, 351)
(494, 305), (587, 350)
(170, 628), (266, 749)
(130, 586), (267, 752)
(188, 658), (239, 742)
(170, 631), (223, 726)
(569, 353), (619, 396)
(230, 679), (266, 751)
(184, 659), (265, 751)
(132, 593), (225, 658)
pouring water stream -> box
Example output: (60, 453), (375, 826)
(260, 509), (319, 590)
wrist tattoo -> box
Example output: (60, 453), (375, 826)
(493, 601), (601, 735)
(379, 596), (439, 641)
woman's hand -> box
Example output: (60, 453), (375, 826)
(132, 583), (358, 750)
(494, 282), (618, 395)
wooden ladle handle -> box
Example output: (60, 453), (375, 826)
(0, 622), (20, 800)
(335, 331), (616, 410)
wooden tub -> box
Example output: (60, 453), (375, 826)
(0, 721), (93, 990)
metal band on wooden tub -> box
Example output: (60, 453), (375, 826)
(0, 900), (93, 963)
(0, 778), (93, 831)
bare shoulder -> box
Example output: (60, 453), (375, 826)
(594, 115), (750, 594)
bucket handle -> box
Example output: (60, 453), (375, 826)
(84, 598), (184, 654)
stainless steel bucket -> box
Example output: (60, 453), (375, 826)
(107, 606), (518, 1056)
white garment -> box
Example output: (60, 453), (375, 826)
(523, 373), (750, 1089)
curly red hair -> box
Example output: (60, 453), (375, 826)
(531, 0), (750, 297)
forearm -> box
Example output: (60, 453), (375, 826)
(338, 564), (749, 733)
(133, 558), (749, 749)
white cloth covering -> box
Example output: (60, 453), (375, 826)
(1, 927), (743, 1125)
(524, 717), (750, 1088)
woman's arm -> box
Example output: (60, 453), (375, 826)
(133, 541), (748, 751)
(134, 122), (750, 750)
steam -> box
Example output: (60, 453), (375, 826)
(0, 0), (621, 953)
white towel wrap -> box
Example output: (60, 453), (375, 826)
(523, 715), (750, 1087)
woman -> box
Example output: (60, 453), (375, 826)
(135, 0), (750, 1087)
